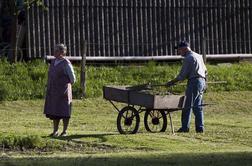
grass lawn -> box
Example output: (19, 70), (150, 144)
(0, 91), (251, 165)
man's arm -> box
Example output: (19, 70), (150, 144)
(166, 57), (191, 86)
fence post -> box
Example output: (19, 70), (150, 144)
(80, 40), (87, 98)
(202, 37), (207, 63)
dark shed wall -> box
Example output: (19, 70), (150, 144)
(27, 0), (252, 58)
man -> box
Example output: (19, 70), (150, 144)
(44, 44), (76, 137)
(167, 41), (207, 133)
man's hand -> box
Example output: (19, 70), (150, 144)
(166, 81), (175, 87)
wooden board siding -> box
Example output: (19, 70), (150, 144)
(27, 0), (252, 59)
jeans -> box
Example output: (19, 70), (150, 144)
(181, 77), (206, 131)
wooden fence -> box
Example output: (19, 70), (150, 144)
(26, 0), (252, 59)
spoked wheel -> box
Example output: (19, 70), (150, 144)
(117, 106), (140, 134)
(144, 109), (167, 132)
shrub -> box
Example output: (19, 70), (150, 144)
(0, 60), (252, 101)
(0, 135), (43, 150)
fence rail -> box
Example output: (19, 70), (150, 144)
(45, 54), (252, 62)
(27, 0), (252, 59)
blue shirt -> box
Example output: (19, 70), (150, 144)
(176, 51), (207, 81)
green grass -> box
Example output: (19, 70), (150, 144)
(1, 60), (252, 100)
(0, 91), (251, 165)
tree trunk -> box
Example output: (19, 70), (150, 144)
(9, 0), (18, 63)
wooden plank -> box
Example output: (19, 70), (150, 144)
(243, 0), (249, 53)
(75, 0), (81, 57)
(246, 0), (251, 52)
(227, 2), (233, 53)
(54, 0), (59, 44)
(137, 0), (143, 56)
(162, 0), (167, 55)
(88, 0), (96, 56)
(167, 0), (173, 54)
(184, 0), (189, 45)
(60, 0), (66, 47)
(153, 0), (158, 56)
(85, 0), (91, 57)
(142, 0), (148, 56)
(93, 0), (99, 57)
(196, 0), (201, 52)
(114, 0), (120, 57)
(233, 0), (238, 53)
(217, 0), (223, 54)
(240, 0), (244, 53)
(128, 0), (134, 56)
(118, 0), (124, 56)
(209, 0), (214, 54)
(180, 0), (186, 42)
(147, 0), (153, 56)
(103, 0), (109, 56)
(223, 0), (228, 53)
(157, 0), (163, 56)
(213, 0), (218, 54)
(99, 0), (105, 57)
(199, 0), (205, 54)
(70, 0), (76, 56)
(125, 0), (130, 56)
(190, 0), (195, 51)
(134, 0), (138, 56)
(64, 0), (70, 55)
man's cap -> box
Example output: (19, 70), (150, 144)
(174, 41), (190, 49)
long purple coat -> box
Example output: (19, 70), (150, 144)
(44, 58), (73, 119)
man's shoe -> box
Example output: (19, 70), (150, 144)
(196, 130), (204, 133)
(196, 127), (204, 133)
(177, 128), (189, 133)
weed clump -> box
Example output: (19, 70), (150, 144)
(0, 135), (42, 150)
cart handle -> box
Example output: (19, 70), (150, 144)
(126, 81), (227, 91)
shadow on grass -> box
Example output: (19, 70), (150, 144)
(0, 152), (251, 166)
(44, 133), (118, 143)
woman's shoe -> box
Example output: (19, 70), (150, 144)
(60, 132), (67, 137)
(49, 132), (58, 137)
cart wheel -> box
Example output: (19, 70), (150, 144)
(144, 110), (167, 132)
(117, 106), (140, 134)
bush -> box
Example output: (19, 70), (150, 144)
(0, 81), (8, 101)
(0, 60), (48, 100)
(0, 135), (43, 150)
(0, 60), (252, 101)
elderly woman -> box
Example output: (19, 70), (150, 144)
(44, 44), (76, 137)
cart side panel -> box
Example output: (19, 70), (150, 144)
(128, 91), (154, 108)
(103, 86), (129, 103)
(153, 95), (185, 109)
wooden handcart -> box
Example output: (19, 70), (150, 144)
(103, 85), (186, 134)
